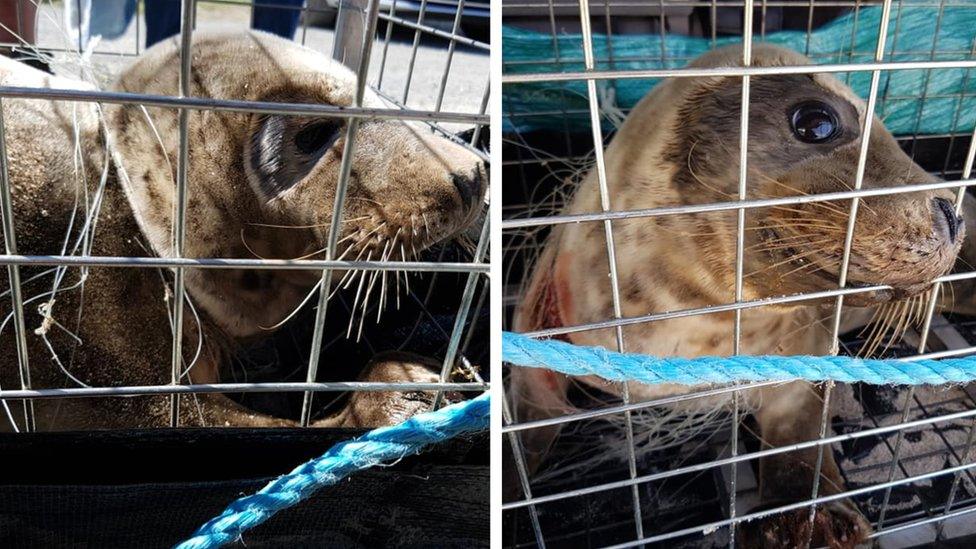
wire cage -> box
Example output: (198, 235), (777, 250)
(502, 0), (976, 547)
(0, 0), (489, 546)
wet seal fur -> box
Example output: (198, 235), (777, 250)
(0, 32), (485, 430)
(510, 44), (969, 548)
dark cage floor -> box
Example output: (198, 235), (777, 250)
(0, 241), (490, 548)
(503, 359), (976, 549)
(0, 428), (488, 548)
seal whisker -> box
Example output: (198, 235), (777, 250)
(764, 236), (840, 251)
(357, 221), (387, 247)
(376, 240), (392, 324)
(945, 281), (957, 312)
(745, 245), (837, 278)
(357, 268), (381, 341)
(765, 212), (848, 229)
(752, 231), (837, 246)
(400, 243), (411, 297)
(330, 243), (361, 291)
(824, 171), (880, 217)
(864, 304), (896, 358)
(752, 173), (849, 216)
(858, 302), (891, 356)
(291, 246), (331, 261)
(260, 231), (355, 330)
(768, 205), (847, 219)
(379, 270), (388, 321)
(777, 254), (840, 279)
(245, 216), (368, 230)
(881, 299), (915, 355)
(914, 291), (929, 326)
(653, 223), (785, 238)
(753, 220), (845, 233)
(748, 233), (833, 249)
(344, 196), (383, 207)
(755, 238), (835, 253)
(773, 311), (836, 353)
(389, 227), (404, 311)
(240, 229), (271, 260)
(873, 299), (910, 357)
(755, 242), (835, 256)
(341, 245), (372, 290)
(899, 156), (917, 187)
(746, 222), (840, 231)
(886, 300), (912, 350)
(334, 230), (362, 249)
(258, 279), (324, 331)
(346, 251), (372, 339)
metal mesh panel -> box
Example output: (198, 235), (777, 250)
(0, 2), (489, 432)
(502, 1), (976, 547)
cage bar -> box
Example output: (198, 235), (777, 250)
(502, 0), (976, 544)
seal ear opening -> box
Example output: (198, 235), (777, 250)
(245, 114), (342, 201)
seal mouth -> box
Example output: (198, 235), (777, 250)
(758, 226), (934, 305)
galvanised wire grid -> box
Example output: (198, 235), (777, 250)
(0, 0), (490, 429)
(502, 0), (976, 546)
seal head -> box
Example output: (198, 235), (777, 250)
(106, 31), (487, 337)
(524, 43), (963, 340)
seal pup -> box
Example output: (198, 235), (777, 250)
(0, 31), (486, 430)
(509, 44), (964, 548)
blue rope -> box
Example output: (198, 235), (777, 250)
(175, 392), (490, 549)
(503, 331), (976, 385)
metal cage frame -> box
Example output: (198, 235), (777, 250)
(0, 0), (490, 432)
(501, 0), (976, 547)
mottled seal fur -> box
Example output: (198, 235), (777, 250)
(510, 44), (967, 548)
(0, 31), (485, 431)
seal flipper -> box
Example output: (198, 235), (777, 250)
(744, 382), (872, 548)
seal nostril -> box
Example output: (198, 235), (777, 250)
(452, 170), (481, 209)
(933, 197), (961, 243)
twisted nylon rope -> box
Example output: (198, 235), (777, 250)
(176, 392), (490, 549)
(503, 331), (976, 385)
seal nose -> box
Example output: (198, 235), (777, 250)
(452, 167), (484, 210)
(933, 197), (962, 243)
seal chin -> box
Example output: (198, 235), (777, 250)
(842, 286), (893, 307)
(888, 282), (937, 300)
(771, 255), (932, 307)
(758, 228), (948, 306)
(829, 281), (935, 307)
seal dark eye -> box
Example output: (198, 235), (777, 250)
(790, 101), (840, 143)
(294, 121), (341, 155)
